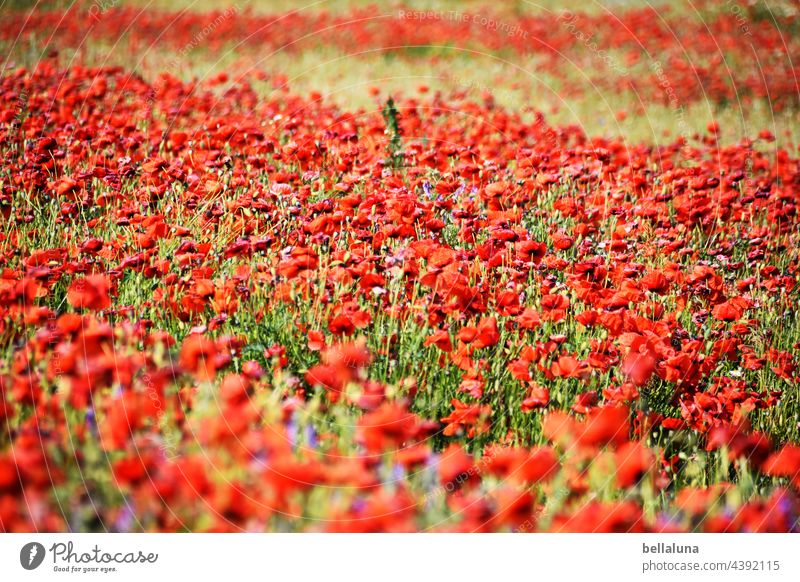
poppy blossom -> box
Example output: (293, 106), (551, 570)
(0, 11), (799, 532)
(576, 406), (630, 449)
(762, 445), (800, 486)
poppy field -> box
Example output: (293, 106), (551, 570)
(1, 0), (800, 533)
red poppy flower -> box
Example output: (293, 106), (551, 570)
(67, 275), (112, 311)
(179, 334), (221, 382)
(762, 445), (800, 486)
(441, 399), (491, 437)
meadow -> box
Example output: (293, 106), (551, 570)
(0, 0), (799, 532)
